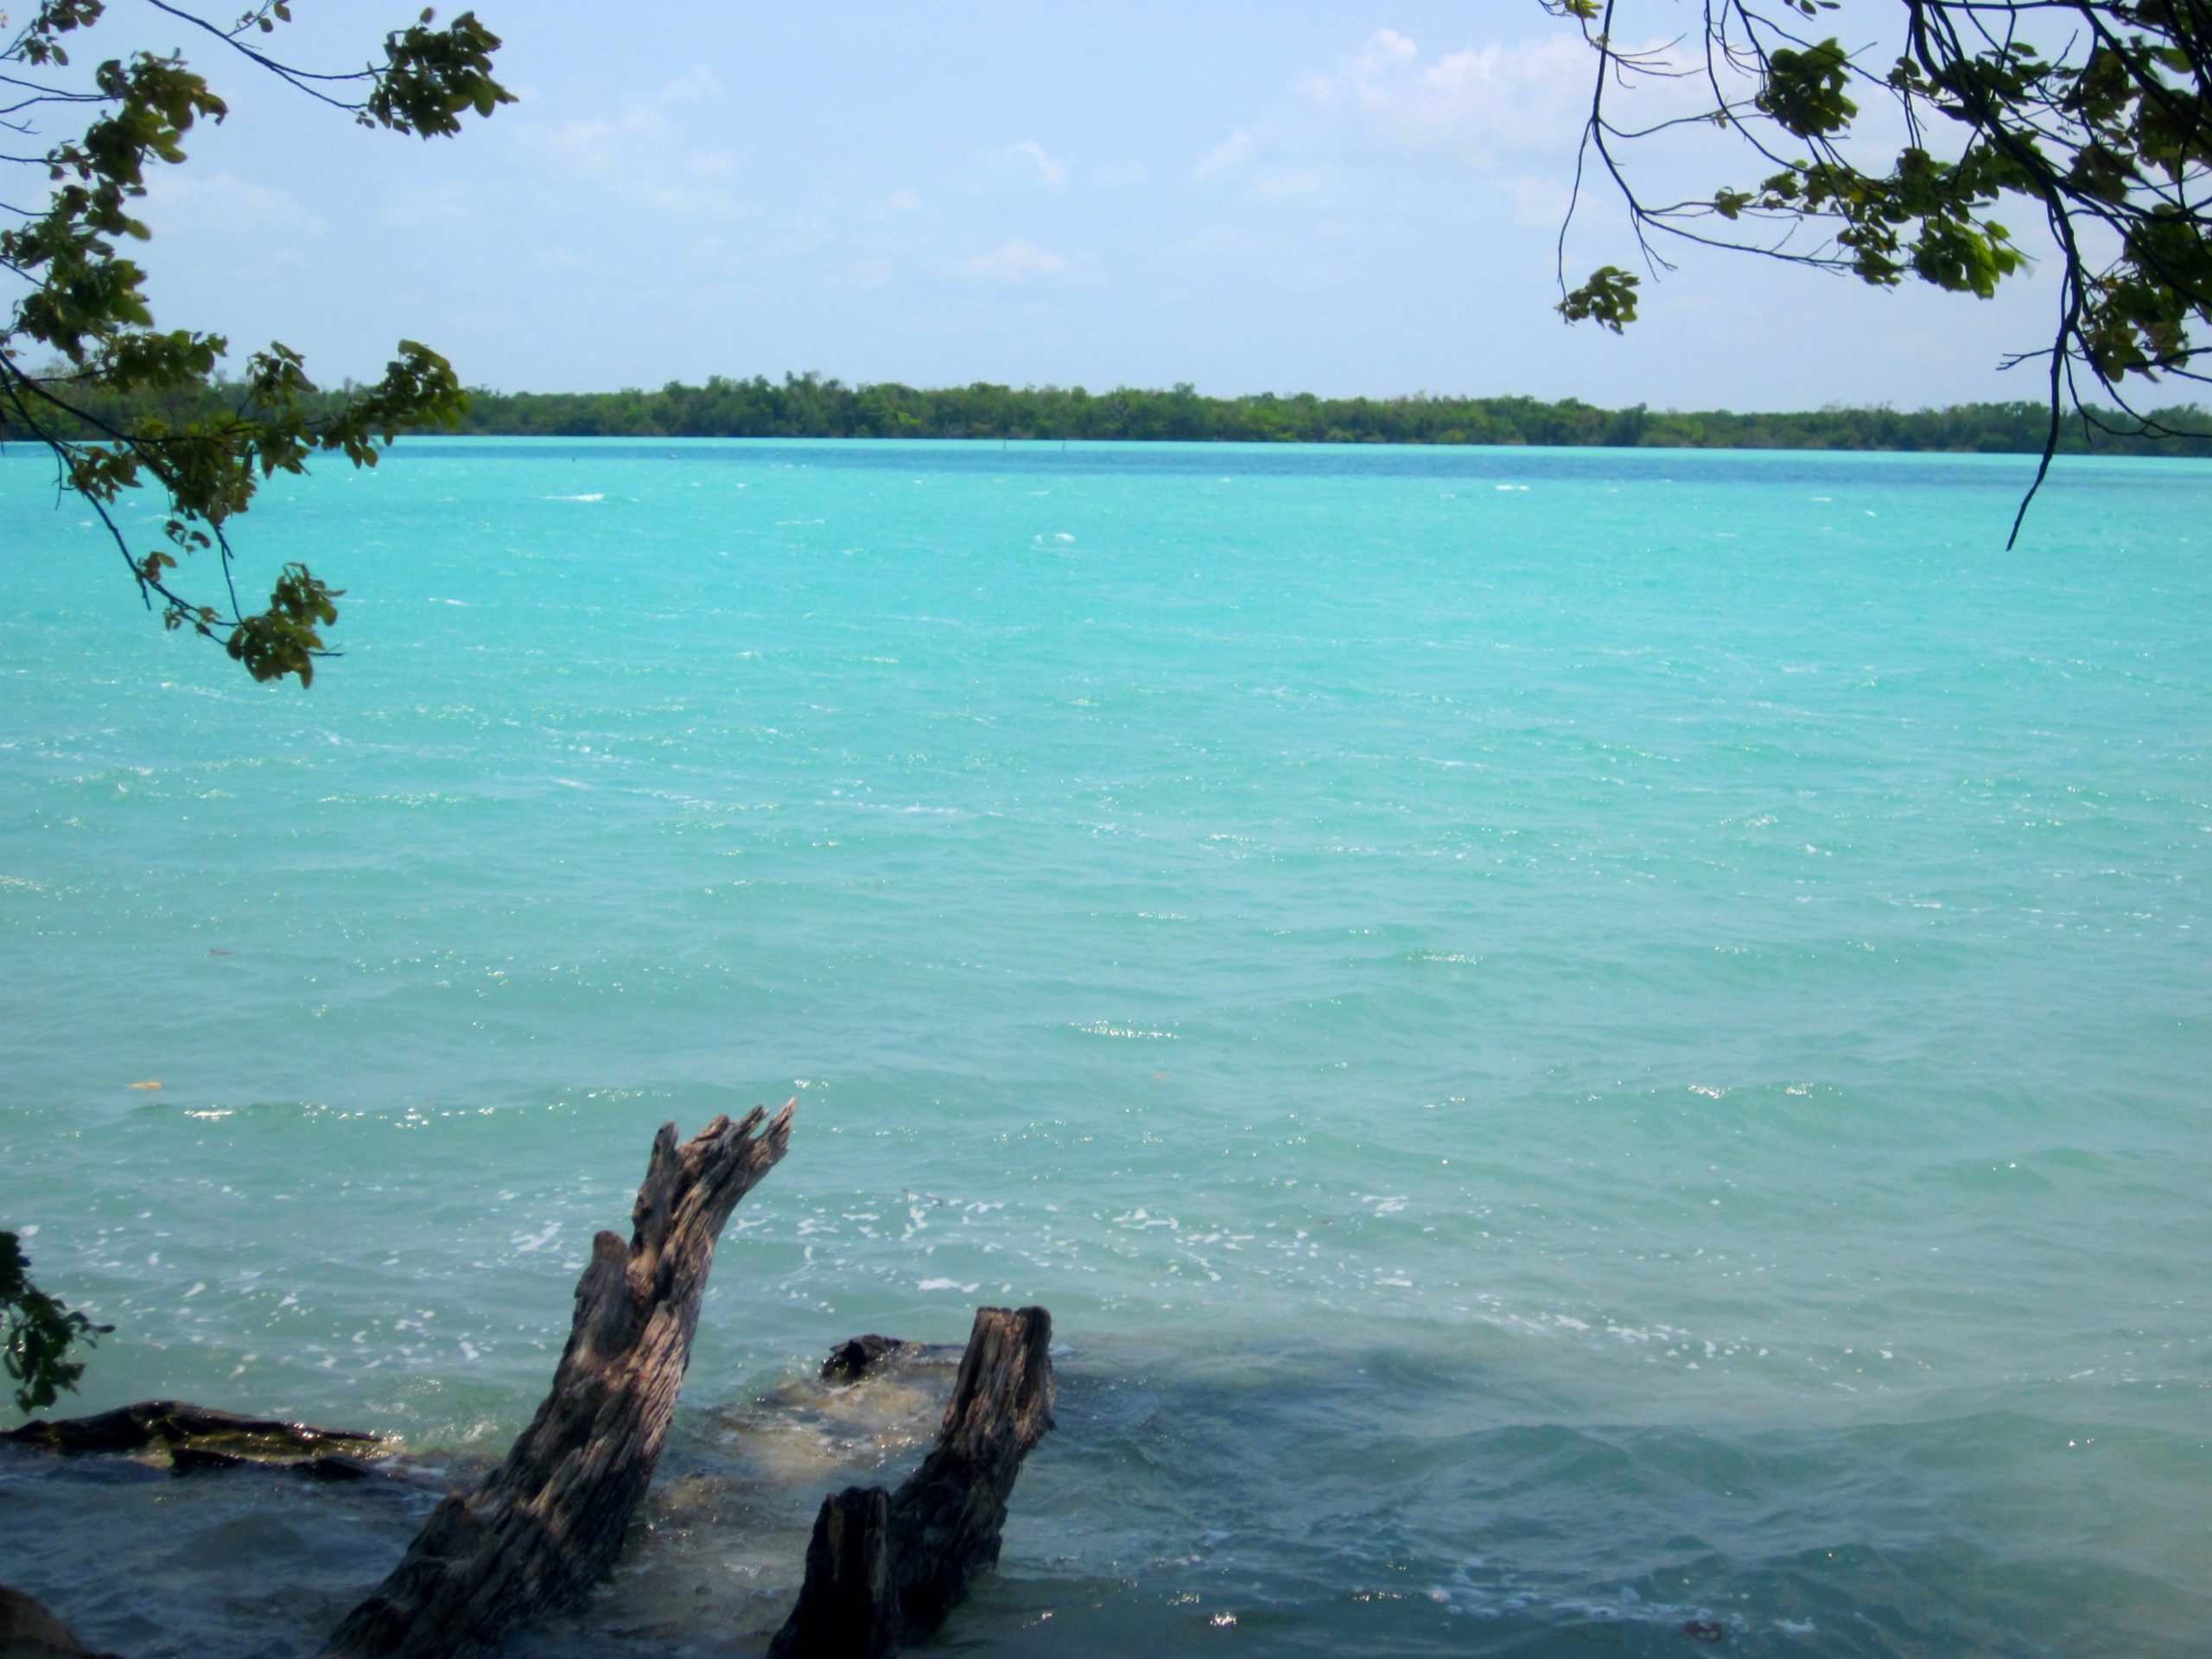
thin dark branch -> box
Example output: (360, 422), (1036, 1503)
(143, 0), (376, 113)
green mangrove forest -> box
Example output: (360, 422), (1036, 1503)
(9, 372), (2210, 455)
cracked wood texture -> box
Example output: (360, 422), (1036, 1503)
(770, 1304), (1055, 1659)
(322, 1103), (794, 1659)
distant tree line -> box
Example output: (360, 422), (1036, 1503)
(8, 372), (2209, 456)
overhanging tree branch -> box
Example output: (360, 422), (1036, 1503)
(1, 1), (512, 685)
(1549, 0), (2212, 542)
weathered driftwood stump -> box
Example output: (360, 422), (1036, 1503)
(321, 1103), (795, 1659)
(778, 1485), (899, 1656)
(770, 1305), (1055, 1659)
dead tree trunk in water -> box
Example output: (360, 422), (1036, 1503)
(322, 1103), (795, 1659)
(770, 1304), (1055, 1658)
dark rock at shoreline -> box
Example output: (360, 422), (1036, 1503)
(0, 1586), (123, 1659)
(820, 1334), (914, 1382)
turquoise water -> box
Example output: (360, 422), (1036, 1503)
(2, 439), (2207, 1656)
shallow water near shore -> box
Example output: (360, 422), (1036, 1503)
(2, 438), (2208, 1656)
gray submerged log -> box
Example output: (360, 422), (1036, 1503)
(321, 1103), (795, 1659)
(770, 1304), (1055, 1659)
(0, 1400), (378, 1458)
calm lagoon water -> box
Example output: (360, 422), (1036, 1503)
(1, 439), (2207, 1656)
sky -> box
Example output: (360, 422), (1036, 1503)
(103, 0), (2081, 410)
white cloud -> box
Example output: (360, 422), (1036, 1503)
(1249, 168), (1332, 205)
(1197, 129), (1261, 180)
(1503, 174), (1574, 226)
(1295, 29), (1596, 165)
(958, 238), (1077, 283)
(511, 70), (748, 220)
(1201, 26), (1709, 197)
(988, 139), (1070, 190)
(658, 66), (725, 105)
(381, 181), (472, 229)
(141, 170), (327, 238)
(1193, 126), (1338, 205)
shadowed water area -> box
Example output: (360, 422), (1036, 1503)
(2, 439), (2207, 1656)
